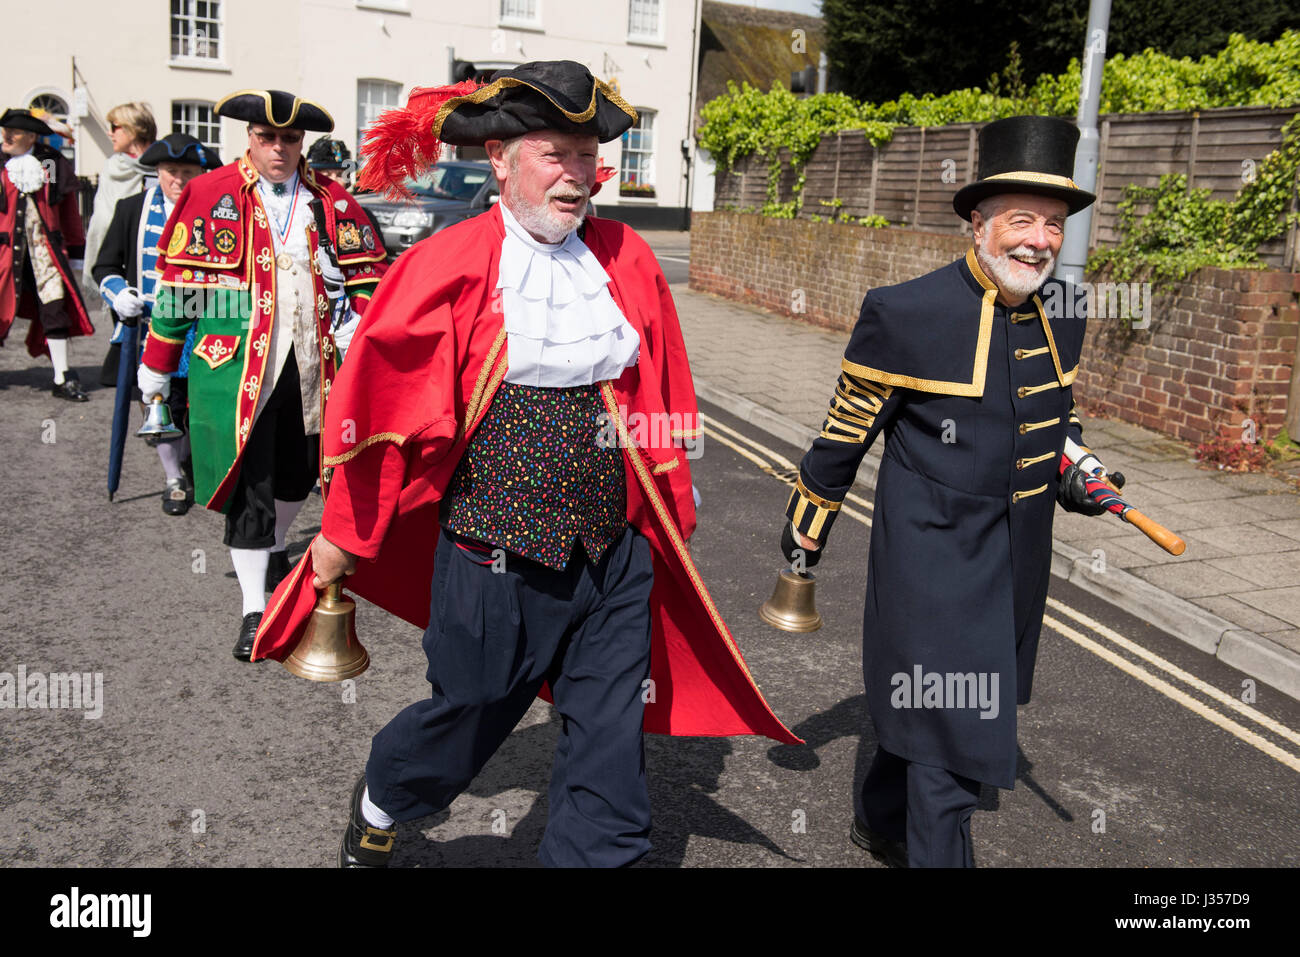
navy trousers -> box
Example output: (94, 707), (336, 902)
(367, 525), (654, 867)
(857, 745), (981, 868)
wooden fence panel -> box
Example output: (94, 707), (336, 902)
(717, 105), (1298, 269)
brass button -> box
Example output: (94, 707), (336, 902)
(1017, 386), (1029, 398)
(1016, 458), (1026, 470)
(1014, 348), (1025, 359)
(1018, 423), (1029, 435)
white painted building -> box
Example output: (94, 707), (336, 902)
(5, 0), (703, 224)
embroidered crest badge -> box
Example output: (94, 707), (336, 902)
(185, 217), (209, 256)
(336, 219), (362, 252)
(211, 193), (240, 222)
(166, 222), (189, 257)
(214, 228), (237, 254)
(361, 224), (376, 251)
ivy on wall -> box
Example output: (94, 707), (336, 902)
(698, 31), (1300, 251)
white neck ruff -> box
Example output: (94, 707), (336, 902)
(497, 201), (639, 388)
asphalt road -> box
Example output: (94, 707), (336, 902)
(1, 293), (1296, 868)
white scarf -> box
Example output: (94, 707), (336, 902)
(497, 201), (639, 388)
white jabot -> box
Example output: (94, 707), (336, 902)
(497, 201), (639, 388)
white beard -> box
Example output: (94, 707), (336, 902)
(506, 179), (590, 244)
(5, 153), (45, 194)
(977, 244), (1056, 300)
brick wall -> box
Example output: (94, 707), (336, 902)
(1076, 268), (1300, 445)
(689, 211), (1300, 445)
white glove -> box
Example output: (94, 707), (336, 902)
(137, 364), (171, 401)
(316, 247), (345, 300)
(113, 286), (145, 318)
(332, 311), (361, 359)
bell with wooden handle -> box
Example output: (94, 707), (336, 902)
(759, 568), (823, 633)
(283, 582), (370, 681)
(136, 394), (183, 440)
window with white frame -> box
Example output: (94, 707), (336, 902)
(357, 80), (402, 167)
(619, 109), (655, 196)
(170, 0), (222, 61)
(628, 0), (661, 40)
(172, 101), (222, 153)
(499, 0), (540, 27)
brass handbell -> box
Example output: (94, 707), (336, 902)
(283, 582), (370, 681)
(137, 395), (183, 440)
(759, 568), (823, 633)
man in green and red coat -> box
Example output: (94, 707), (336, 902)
(138, 89), (387, 660)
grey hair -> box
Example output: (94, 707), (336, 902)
(973, 195), (1010, 221)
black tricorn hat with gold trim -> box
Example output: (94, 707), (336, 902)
(437, 61), (636, 145)
(952, 116), (1095, 221)
(0, 109), (54, 136)
(215, 89), (334, 132)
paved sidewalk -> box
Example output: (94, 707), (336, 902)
(672, 282), (1300, 701)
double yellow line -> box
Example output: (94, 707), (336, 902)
(698, 412), (1300, 774)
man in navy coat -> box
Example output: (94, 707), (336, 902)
(783, 116), (1116, 867)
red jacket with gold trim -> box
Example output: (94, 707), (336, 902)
(0, 152), (94, 357)
(141, 154), (387, 510)
(253, 204), (799, 745)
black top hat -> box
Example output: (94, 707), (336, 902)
(306, 136), (351, 169)
(952, 116), (1095, 221)
(215, 90), (334, 132)
(435, 61), (637, 145)
(0, 109), (54, 136)
(140, 133), (221, 170)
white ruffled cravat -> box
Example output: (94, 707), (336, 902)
(497, 201), (640, 388)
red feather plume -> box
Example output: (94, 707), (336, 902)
(357, 80), (482, 201)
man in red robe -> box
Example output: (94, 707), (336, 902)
(1, 109), (94, 400)
(253, 62), (796, 868)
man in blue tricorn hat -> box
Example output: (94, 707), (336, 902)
(782, 115), (1121, 867)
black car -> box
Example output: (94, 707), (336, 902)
(357, 160), (497, 255)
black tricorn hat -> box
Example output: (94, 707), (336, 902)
(140, 133), (221, 170)
(952, 116), (1095, 221)
(214, 89), (334, 132)
(0, 109), (54, 136)
(306, 136), (351, 169)
(435, 60), (637, 145)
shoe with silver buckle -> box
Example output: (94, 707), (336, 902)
(162, 477), (191, 516)
(339, 772), (396, 868)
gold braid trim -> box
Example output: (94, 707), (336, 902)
(433, 77), (637, 139)
(322, 431), (407, 467)
(652, 458), (680, 475)
(599, 383), (782, 723)
(460, 327), (508, 440)
(1032, 293), (1079, 387)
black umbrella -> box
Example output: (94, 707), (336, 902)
(107, 321), (140, 501)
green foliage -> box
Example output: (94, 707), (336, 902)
(823, 0), (1300, 104)
(698, 31), (1300, 249)
(1089, 115), (1300, 281)
(699, 31), (1300, 171)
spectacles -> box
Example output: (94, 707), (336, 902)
(252, 130), (303, 145)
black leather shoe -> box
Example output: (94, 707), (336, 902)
(52, 376), (89, 402)
(162, 478), (191, 516)
(850, 816), (909, 868)
(266, 550), (292, 592)
(232, 611), (262, 661)
(339, 772), (397, 868)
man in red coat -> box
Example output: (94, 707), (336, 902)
(1, 109), (94, 400)
(253, 62), (796, 867)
